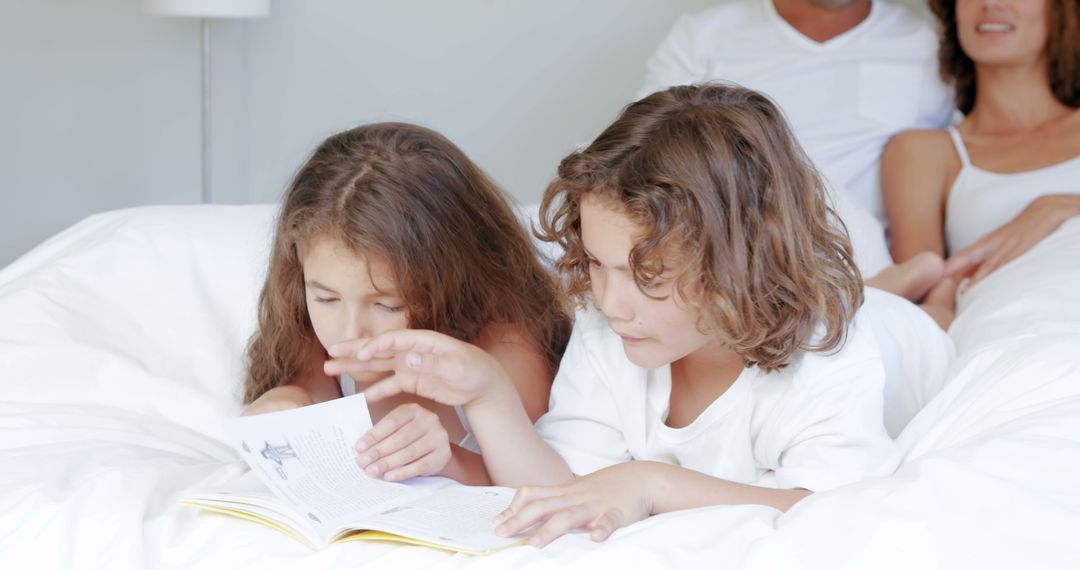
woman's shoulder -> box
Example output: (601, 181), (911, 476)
(882, 128), (960, 192)
(885, 128), (955, 161)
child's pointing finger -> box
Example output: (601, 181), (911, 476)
(327, 338), (374, 359)
(323, 356), (395, 377)
(362, 376), (407, 403)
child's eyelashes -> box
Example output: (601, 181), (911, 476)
(307, 295), (403, 313)
(373, 300), (403, 313)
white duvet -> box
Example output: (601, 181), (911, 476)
(1, 205), (1078, 569)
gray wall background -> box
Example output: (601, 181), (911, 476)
(0, 0), (721, 267)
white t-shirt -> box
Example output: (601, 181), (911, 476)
(639, 0), (954, 249)
(534, 288), (953, 493)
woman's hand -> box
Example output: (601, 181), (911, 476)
(325, 330), (510, 410)
(494, 462), (656, 548)
(945, 194), (1080, 288)
(355, 402), (452, 482)
(240, 385), (313, 416)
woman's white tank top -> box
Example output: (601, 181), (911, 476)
(944, 126), (1080, 254)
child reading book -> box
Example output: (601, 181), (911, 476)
(241, 122), (571, 485)
(325, 84), (954, 546)
(183, 394), (520, 554)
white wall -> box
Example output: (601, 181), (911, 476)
(1, 0), (204, 266)
(233, 1), (718, 204)
(0, 0), (716, 267)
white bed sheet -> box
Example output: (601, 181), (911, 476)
(1, 206), (1078, 569)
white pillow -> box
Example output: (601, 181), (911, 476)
(0, 205), (277, 440)
(827, 185), (892, 278)
(0, 203), (560, 442)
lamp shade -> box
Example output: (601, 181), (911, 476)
(148, 0), (270, 18)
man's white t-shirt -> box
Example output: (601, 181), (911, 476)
(638, 0), (954, 272)
(534, 288), (953, 493)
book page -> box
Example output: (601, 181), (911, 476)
(361, 484), (520, 552)
(223, 393), (425, 540)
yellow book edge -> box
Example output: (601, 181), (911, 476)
(178, 500), (523, 556)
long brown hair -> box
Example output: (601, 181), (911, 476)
(244, 122), (571, 403)
(538, 84), (862, 371)
(930, 0), (1080, 114)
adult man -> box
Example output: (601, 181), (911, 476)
(639, 0), (953, 274)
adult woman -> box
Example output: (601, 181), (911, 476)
(882, 0), (1080, 291)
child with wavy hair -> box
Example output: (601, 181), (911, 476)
(332, 85), (951, 545)
(243, 122), (571, 486)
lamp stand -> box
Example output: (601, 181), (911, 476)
(200, 17), (212, 204)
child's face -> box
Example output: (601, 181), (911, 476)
(299, 235), (409, 382)
(579, 195), (718, 369)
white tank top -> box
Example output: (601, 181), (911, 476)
(944, 126), (1080, 254)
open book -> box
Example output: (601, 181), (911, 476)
(180, 393), (521, 555)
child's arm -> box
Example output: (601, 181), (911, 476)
(493, 461), (811, 547)
(326, 329), (574, 488)
(440, 323), (554, 485)
(439, 444), (492, 486)
(473, 323), (552, 425)
(456, 375), (572, 488)
(342, 323), (554, 486)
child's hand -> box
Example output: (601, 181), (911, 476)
(240, 385), (314, 416)
(325, 330), (509, 409)
(493, 462), (655, 547)
(355, 403), (452, 482)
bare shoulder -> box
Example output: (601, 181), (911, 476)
(474, 322), (552, 422)
(473, 322), (548, 377)
(285, 335), (341, 403)
(882, 129), (959, 187)
(884, 129), (955, 162)
(475, 321), (533, 348)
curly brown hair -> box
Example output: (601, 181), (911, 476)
(537, 84), (863, 372)
(244, 122), (571, 403)
(930, 0), (1080, 114)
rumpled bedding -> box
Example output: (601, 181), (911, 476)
(1, 205), (1077, 569)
